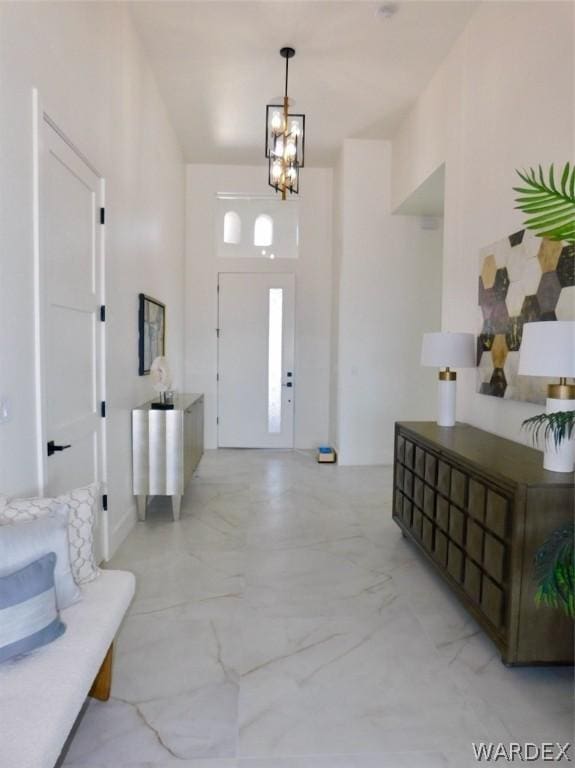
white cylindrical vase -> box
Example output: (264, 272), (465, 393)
(437, 379), (457, 427)
(543, 397), (575, 473)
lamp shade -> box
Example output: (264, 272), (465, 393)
(421, 332), (475, 368)
(518, 321), (575, 378)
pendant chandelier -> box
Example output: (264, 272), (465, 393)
(265, 47), (305, 199)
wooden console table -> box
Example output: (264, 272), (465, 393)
(132, 394), (204, 521)
(393, 421), (573, 665)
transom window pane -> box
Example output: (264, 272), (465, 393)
(254, 214), (273, 247)
(223, 211), (241, 244)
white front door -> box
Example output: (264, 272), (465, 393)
(217, 272), (295, 448)
(38, 115), (105, 538)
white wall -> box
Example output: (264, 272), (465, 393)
(185, 165), (332, 450)
(391, 0), (574, 445)
(0, 2), (185, 556)
(333, 139), (443, 466)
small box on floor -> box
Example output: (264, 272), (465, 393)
(317, 446), (336, 463)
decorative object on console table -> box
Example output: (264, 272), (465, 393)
(132, 394), (204, 521)
(392, 421), (574, 665)
(150, 401), (174, 410)
(421, 332), (475, 427)
(138, 294), (165, 375)
(150, 356), (174, 409)
(518, 321), (575, 472)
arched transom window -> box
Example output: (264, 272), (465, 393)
(223, 210), (241, 244)
(254, 214), (274, 247)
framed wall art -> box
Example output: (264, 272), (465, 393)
(138, 293), (165, 375)
(477, 230), (574, 403)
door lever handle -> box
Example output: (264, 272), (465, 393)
(47, 440), (72, 457)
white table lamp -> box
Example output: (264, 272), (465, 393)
(518, 321), (575, 473)
(421, 332), (476, 427)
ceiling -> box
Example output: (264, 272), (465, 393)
(130, 1), (478, 166)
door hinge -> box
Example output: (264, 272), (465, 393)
(216, 328), (220, 338)
(102, 494), (108, 511)
(216, 373), (219, 382)
(216, 416), (219, 425)
(100, 207), (105, 225)
(100, 401), (106, 418)
(100, 305), (106, 322)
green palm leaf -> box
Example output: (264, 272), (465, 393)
(534, 522), (574, 619)
(522, 410), (575, 449)
(514, 163), (575, 243)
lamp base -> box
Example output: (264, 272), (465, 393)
(543, 397), (575, 473)
(437, 379), (456, 427)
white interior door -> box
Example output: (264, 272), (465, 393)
(218, 273), (295, 448)
(39, 116), (104, 512)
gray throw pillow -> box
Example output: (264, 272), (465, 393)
(0, 553), (66, 663)
(0, 510), (81, 609)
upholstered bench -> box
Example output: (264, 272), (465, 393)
(0, 569), (135, 768)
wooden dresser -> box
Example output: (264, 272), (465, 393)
(393, 422), (574, 665)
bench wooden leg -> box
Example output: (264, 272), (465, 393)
(89, 643), (113, 702)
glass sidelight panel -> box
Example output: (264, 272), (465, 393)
(268, 288), (283, 433)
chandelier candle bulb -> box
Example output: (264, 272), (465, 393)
(285, 140), (296, 160)
(270, 110), (284, 134)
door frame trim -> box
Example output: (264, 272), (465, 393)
(32, 89), (109, 555)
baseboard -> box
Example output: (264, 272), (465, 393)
(107, 502), (136, 561)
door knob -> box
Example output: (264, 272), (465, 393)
(47, 440), (72, 457)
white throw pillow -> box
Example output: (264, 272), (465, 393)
(0, 508), (81, 609)
(57, 484), (101, 584)
(0, 483), (101, 584)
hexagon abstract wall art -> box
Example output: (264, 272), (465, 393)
(477, 230), (574, 404)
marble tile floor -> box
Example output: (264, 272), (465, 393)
(63, 449), (573, 768)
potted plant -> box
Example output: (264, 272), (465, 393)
(522, 410), (575, 451)
(515, 165), (574, 616)
(522, 408), (574, 620)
